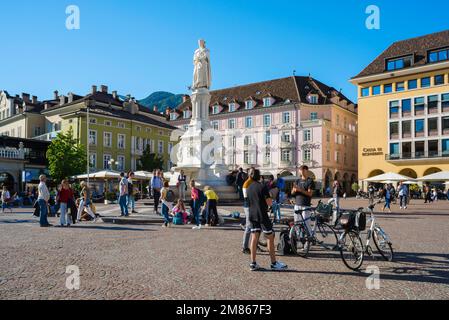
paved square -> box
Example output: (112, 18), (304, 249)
(1, 198), (448, 300)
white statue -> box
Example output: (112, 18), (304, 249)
(193, 39), (212, 90)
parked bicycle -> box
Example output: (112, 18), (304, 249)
(338, 200), (394, 271)
(289, 201), (338, 257)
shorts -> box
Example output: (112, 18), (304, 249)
(249, 219), (274, 235)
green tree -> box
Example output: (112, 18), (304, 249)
(137, 145), (164, 172)
(47, 128), (87, 182)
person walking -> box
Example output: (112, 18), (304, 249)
(58, 179), (74, 227)
(127, 172), (138, 214)
(1, 186), (12, 214)
(398, 182), (409, 210)
(236, 168), (247, 200)
(151, 170), (163, 215)
(368, 184), (375, 206)
(160, 181), (174, 228)
(382, 184), (393, 213)
(204, 186), (219, 227)
(246, 168), (288, 272)
(291, 165), (315, 236)
(77, 181), (96, 222)
(332, 180), (342, 214)
(38, 175), (52, 227)
(177, 170), (187, 201)
(118, 172), (129, 217)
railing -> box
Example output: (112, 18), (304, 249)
(0, 148), (23, 159)
(34, 131), (61, 141)
(386, 152), (449, 161)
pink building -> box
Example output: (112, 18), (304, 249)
(169, 76), (358, 194)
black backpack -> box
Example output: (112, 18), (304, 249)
(277, 230), (293, 255)
(166, 190), (176, 203)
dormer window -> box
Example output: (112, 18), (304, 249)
(245, 100), (254, 110)
(308, 95), (318, 104)
(263, 98), (272, 107)
(429, 47), (449, 63)
(183, 110), (191, 119)
(229, 103), (236, 112)
(212, 105), (220, 114)
(386, 55), (413, 71)
(170, 113), (178, 121)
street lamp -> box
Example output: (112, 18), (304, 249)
(108, 158), (116, 171)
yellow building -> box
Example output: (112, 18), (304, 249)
(351, 30), (449, 185)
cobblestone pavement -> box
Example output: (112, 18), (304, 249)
(1, 198), (449, 300)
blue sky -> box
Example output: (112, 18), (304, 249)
(1, 0), (449, 102)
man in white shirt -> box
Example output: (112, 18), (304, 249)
(119, 172), (129, 217)
(1, 186), (12, 213)
(38, 175), (52, 227)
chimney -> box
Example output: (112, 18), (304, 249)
(112, 91), (118, 99)
(59, 95), (66, 106)
(44, 102), (50, 110)
(100, 85), (108, 93)
(182, 95), (189, 103)
(32, 96), (38, 104)
(54, 90), (59, 100)
(165, 107), (171, 116)
(68, 92), (74, 103)
(126, 94), (132, 101)
(91, 85), (97, 94)
(153, 106), (158, 112)
(21, 93), (30, 103)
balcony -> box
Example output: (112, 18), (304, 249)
(386, 151), (449, 163)
(34, 131), (61, 141)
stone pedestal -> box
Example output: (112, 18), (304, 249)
(170, 89), (239, 200)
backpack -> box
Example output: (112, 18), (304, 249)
(198, 189), (207, 207)
(166, 190), (176, 203)
(277, 230), (293, 255)
(173, 213), (184, 225)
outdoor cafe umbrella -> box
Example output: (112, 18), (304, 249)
(417, 171), (449, 182)
(72, 170), (121, 180)
(365, 172), (413, 183)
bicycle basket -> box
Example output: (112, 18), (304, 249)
(315, 203), (333, 222)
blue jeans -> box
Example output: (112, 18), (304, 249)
(192, 200), (201, 226)
(119, 195), (129, 216)
(59, 202), (69, 226)
(384, 198), (391, 209)
(162, 203), (171, 225)
(127, 195), (135, 210)
(38, 199), (49, 226)
(272, 202), (281, 222)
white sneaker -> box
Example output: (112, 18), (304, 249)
(271, 261), (288, 271)
(192, 225), (201, 230)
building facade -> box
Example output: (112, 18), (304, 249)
(169, 76), (358, 193)
(351, 30), (449, 186)
(0, 86), (176, 176)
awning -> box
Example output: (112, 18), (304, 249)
(417, 171), (449, 182)
(365, 172), (413, 183)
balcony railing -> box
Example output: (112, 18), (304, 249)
(34, 131), (61, 141)
(0, 148), (23, 160)
(386, 151), (449, 161)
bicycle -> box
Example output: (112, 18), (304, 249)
(289, 201), (338, 257)
(338, 200), (394, 271)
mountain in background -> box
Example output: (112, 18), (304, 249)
(138, 91), (184, 113)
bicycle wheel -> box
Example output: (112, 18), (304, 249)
(373, 227), (394, 261)
(315, 222), (338, 251)
(290, 224), (311, 257)
(339, 231), (364, 271)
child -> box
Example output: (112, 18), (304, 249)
(160, 181), (174, 227)
(204, 186), (219, 227)
(172, 199), (189, 225)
